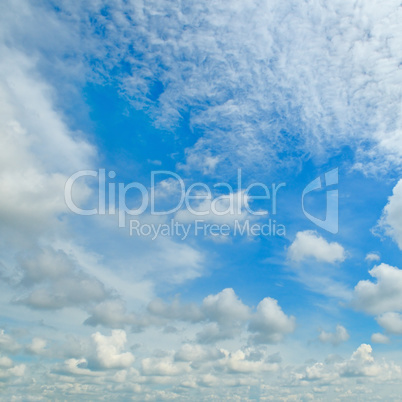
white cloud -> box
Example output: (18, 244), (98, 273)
(301, 343), (401, 382)
(26, 337), (47, 355)
(0, 356), (13, 369)
(319, 325), (350, 346)
(15, 247), (110, 310)
(174, 344), (223, 363)
(0, 47), (93, 243)
(288, 230), (346, 263)
(0, 361), (26, 381)
(147, 295), (204, 323)
(84, 300), (137, 329)
(0, 330), (20, 354)
(1, 1), (402, 399)
(248, 297), (296, 344)
(365, 253), (380, 262)
(379, 179), (402, 249)
(91, 330), (134, 370)
(141, 357), (190, 376)
(352, 264), (402, 315)
(371, 333), (390, 344)
(376, 312), (402, 335)
(218, 349), (278, 374)
(202, 288), (250, 325)
(195, 288), (251, 343)
(49, 0), (402, 174)
(58, 358), (99, 377)
(86, 289), (294, 347)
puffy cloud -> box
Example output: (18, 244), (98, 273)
(196, 322), (237, 344)
(288, 231), (345, 263)
(199, 289), (295, 345)
(15, 248), (110, 310)
(174, 344), (223, 363)
(147, 295), (204, 323)
(218, 349), (279, 374)
(319, 325), (349, 346)
(0, 360), (26, 381)
(57, 358), (99, 377)
(248, 297), (296, 344)
(146, 288), (294, 345)
(88, 289), (294, 346)
(376, 312), (402, 335)
(91, 330), (135, 370)
(0, 334), (25, 383)
(365, 253), (381, 262)
(0, 330), (20, 354)
(300, 344), (401, 383)
(352, 264), (402, 315)
(341, 344), (378, 377)
(141, 357), (190, 376)
(26, 337), (47, 355)
(0, 356), (13, 369)
(202, 288), (250, 325)
(371, 333), (390, 344)
(84, 300), (137, 329)
(379, 179), (402, 249)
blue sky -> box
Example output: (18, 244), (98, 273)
(1, 0), (402, 400)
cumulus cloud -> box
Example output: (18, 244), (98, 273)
(341, 344), (379, 377)
(199, 288), (250, 342)
(288, 230), (346, 263)
(365, 253), (381, 262)
(147, 295), (204, 323)
(379, 179), (402, 249)
(248, 298), (296, 344)
(91, 330), (135, 370)
(147, 289), (295, 344)
(141, 356), (190, 376)
(84, 300), (138, 329)
(319, 325), (350, 346)
(57, 358), (99, 377)
(87, 289), (294, 346)
(0, 360), (26, 382)
(15, 248), (110, 310)
(0, 330), (20, 354)
(352, 263), (402, 315)
(174, 344), (223, 363)
(218, 349), (279, 374)
(371, 333), (390, 344)
(376, 312), (402, 335)
(301, 343), (401, 382)
(26, 337), (47, 355)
